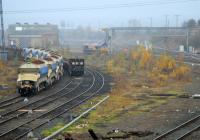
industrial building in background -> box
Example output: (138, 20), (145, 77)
(7, 23), (59, 48)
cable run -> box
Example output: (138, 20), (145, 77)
(4, 0), (200, 14)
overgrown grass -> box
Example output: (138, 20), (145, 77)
(0, 60), (19, 96)
(43, 76), (188, 138)
(60, 66), (188, 136)
(41, 47), (191, 138)
(41, 123), (65, 137)
(41, 95), (108, 137)
(52, 83), (184, 136)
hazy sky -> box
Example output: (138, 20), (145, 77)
(3, 0), (200, 28)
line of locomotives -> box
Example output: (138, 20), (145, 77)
(17, 48), (84, 96)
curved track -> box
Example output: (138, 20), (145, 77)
(0, 77), (75, 118)
(0, 68), (105, 140)
(18, 69), (104, 140)
(154, 115), (200, 140)
(0, 77), (83, 138)
(0, 76), (73, 110)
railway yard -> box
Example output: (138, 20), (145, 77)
(0, 47), (199, 140)
(0, 59), (111, 139)
(59, 50), (198, 140)
(0, 7), (200, 139)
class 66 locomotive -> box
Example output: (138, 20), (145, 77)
(17, 59), (50, 95)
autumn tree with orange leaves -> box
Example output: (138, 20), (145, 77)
(106, 45), (191, 86)
(138, 47), (152, 70)
(156, 54), (176, 74)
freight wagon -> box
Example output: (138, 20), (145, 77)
(63, 59), (84, 76)
(17, 48), (64, 96)
(18, 47), (84, 96)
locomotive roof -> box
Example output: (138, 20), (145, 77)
(31, 59), (45, 64)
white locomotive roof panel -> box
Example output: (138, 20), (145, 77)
(20, 63), (46, 69)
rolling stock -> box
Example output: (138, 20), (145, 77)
(17, 47), (84, 96)
(63, 59), (84, 76)
(17, 60), (49, 95)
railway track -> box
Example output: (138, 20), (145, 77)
(152, 47), (200, 64)
(0, 76), (83, 137)
(0, 95), (20, 105)
(0, 76), (72, 111)
(0, 96), (22, 109)
(154, 115), (200, 140)
(150, 47), (200, 140)
(0, 68), (105, 140)
(0, 81), (75, 120)
(20, 69), (104, 140)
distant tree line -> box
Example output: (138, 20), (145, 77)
(182, 19), (200, 28)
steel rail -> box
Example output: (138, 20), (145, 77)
(153, 47), (200, 61)
(0, 79), (82, 126)
(0, 96), (21, 107)
(0, 69), (95, 139)
(176, 125), (200, 140)
(0, 78), (73, 119)
(15, 69), (105, 140)
(153, 115), (200, 140)
(43, 95), (109, 140)
(0, 74), (74, 108)
(0, 98), (24, 109)
(0, 77), (72, 110)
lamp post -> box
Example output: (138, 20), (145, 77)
(0, 0), (5, 51)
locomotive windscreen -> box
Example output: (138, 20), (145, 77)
(69, 59), (84, 66)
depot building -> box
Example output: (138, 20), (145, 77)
(6, 23), (59, 48)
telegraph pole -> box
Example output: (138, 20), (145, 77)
(168, 19), (170, 27)
(186, 29), (189, 52)
(175, 15), (180, 27)
(0, 0), (5, 51)
(149, 17), (152, 27)
(165, 15), (168, 27)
